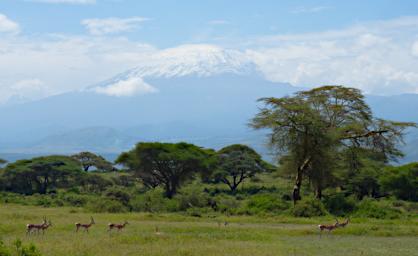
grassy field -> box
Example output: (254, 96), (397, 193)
(0, 204), (417, 256)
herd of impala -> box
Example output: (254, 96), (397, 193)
(26, 216), (349, 237)
(26, 217), (129, 235)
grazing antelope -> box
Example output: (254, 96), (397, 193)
(75, 217), (95, 233)
(26, 217), (48, 235)
(336, 218), (349, 228)
(108, 221), (128, 232)
(318, 219), (339, 238)
(40, 219), (52, 234)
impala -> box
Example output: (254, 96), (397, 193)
(75, 217), (95, 232)
(26, 217), (47, 235)
(40, 219), (52, 234)
(108, 221), (128, 232)
(318, 219), (339, 238)
(336, 218), (349, 228)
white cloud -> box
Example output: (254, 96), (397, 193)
(0, 14), (20, 34)
(245, 16), (418, 94)
(26, 0), (96, 4)
(82, 17), (149, 35)
(93, 77), (158, 96)
(0, 35), (156, 102)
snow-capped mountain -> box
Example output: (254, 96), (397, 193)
(0, 45), (417, 163)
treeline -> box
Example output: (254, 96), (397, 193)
(0, 85), (417, 218)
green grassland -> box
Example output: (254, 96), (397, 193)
(0, 204), (417, 256)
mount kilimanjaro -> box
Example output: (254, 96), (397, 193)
(0, 45), (417, 163)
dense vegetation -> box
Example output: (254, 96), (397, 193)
(0, 86), (417, 220)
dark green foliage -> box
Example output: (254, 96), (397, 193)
(1, 156), (82, 195)
(86, 198), (128, 213)
(71, 152), (114, 172)
(130, 189), (178, 212)
(116, 142), (214, 198)
(380, 163), (418, 201)
(246, 194), (290, 215)
(323, 193), (357, 216)
(213, 144), (274, 192)
(292, 197), (328, 217)
(103, 187), (131, 206)
(176, 186), (210, 211)
(353, 198), (402, 219)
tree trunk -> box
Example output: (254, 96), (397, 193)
(293, 157), (311, 205)
(315, 187), (322, 199)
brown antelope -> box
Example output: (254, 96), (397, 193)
(26, 217), (47, 235)
(75, 217), (95, 232)
(336, 218), (349, 228)
(40, 219), (52, 234)
(108, 221), (128, 232)
(318, 219), (339, 238)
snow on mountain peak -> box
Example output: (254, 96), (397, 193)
(91, 44), (259, 96)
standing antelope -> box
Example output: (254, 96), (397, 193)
(75, 217), (95, 233)
(318, 219), (339, 238)
(108, 221), (128, 232)
(26, 217), (47, 235)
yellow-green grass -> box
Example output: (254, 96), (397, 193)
(0, 204), (417, 256)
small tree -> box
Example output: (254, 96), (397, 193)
(214, 144), (273, 192)
(116, 142), (213, 198)
(71, 152), (113, 172)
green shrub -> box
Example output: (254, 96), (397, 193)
(324, 193), (357, 216)
(214, 194), (242, 214)
(293, 197), (328, 217)
(131, 189), (178, 212)
(103, 187), (131, 206)
(246, 194), (290, 215)
(186, 207), (213, 217)
(13, 239), (42, 256)
(176, 186), (210, 211)
(86, 198), (128, 213)
(353, 198), (401, 219)
(0, 240), (11, 256)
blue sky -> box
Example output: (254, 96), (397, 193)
(1, 0), (418, 101)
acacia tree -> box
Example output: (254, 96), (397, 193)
(2, 155), (82, 194)
(214, 144), (273, 192)
(116, 142), (213, 198)
(71, 152), (114, 172)
(251, 86), (415, 204)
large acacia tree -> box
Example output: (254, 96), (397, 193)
(116, 142), (214, 198)
(251, 86), (415, 204)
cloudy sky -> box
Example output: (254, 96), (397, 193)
(1, 0), (418, 102)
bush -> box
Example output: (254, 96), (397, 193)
(131, 189), (178, 213)
(86, 198), (128, 213)
(380, 163), (418, 202)
(214, 194), (242, 214)
(13, 239), (42, 256)
(176, 186), (210, 211)
(293, 197), (328, 217)
(246, 194), (290, 215)
(353, 198), (401, 219)
(0, 240), (11, 256)
(324, 193), (357, 216)
(103, 187), (131, 206)
(186, 207), (213, 217)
